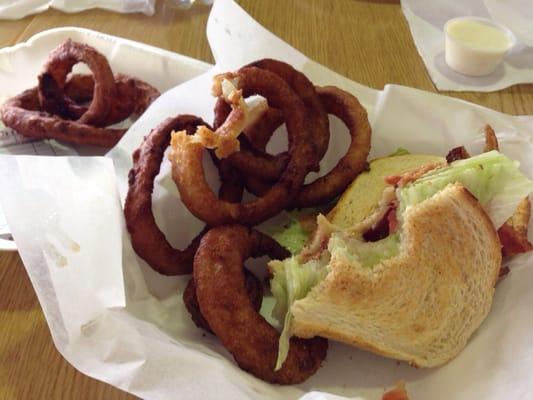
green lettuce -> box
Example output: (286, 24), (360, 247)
(271, 217), (310, 255)
(388, 147), (411, 157)
(398, 151), (533, 227)
(270, 253), (330, 370)
(270, 206), (336, 255)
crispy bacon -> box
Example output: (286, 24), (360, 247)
(363, 202), (398, 242)
(299, 215), (335, 262)
(446, 146), (471, 163)
(498, 265), (510, 281)
(387, 206), (398, 233)
(498, 197), (533, 257)
(384, 163), (442, 188)
(498, 223), (533, 257)
(363, 210), (390, 242)
(384, 175), (402, 186)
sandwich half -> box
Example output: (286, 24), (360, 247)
(270, 150), (533, 369)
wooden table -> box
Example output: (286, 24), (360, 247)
(0, 1), (532, 399)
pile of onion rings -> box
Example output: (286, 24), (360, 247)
(1, 39), (160, 147)
(123, 59), (372, 384)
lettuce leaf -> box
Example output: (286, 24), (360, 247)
(388, 147), (411, 157)
(398, 151), (533, 228)
(270, 254), (329, 370)
(271, 217), (310, 255)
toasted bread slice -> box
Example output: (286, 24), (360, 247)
(292, 183), (502, 367)
(328, 154), (446, 228)
(498, 197), (533, 257)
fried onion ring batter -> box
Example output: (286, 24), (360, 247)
(2, 40), (160, 148)
(38, 39), (116, 126)
(214, 59), (328, 181)
(213, 98), (289, 180)
(194, 225), (327, 384)
(170, 67), (314, 226)
(245, 86), (372, 208)
(124, 115), (208, 275)
(1, 87), (126, 147)
(62, 73), (160, 126)
(183, 267), (263, 333)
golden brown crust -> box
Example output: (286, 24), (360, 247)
(169, 67), (314, 226)
(194, 226), (326, 384)
(183, 267), (263, 333)
(242, 86), (373, 208)
(38, 39), (115, 126)
(328, 154), (446, 229)
(1, 87), (126, 147)
(124, 115), (208, 275)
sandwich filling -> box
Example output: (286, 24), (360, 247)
(270, 150), (533, 370)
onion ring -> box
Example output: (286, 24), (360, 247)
(213, 98), (289, 180)
(169, 67), (313, 226)
(64, 73), (95, 103)
(243, 106), (284, 150)
(1, 72), (159, 147)
(125, 113), (247, 275)
(213, 59), (328, 180)
(183, 267), (264, 333)
(194, 225), (327, 384)
(207, 98), (246, 201)
(62, 73), (159, 126)
(247, 59), (329, 169)
(38, 39), (116, 126)
(245, 86), (372, 208)
(190, 77), (268, 159)
(292, 86), (371, 207)
(212, 155), (245, 204)
(213, 99), (285, 153)
(0, 87), (126, 147)
(124, 115), (209, 276)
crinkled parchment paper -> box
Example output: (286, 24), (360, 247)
(1, 1), (533, 399)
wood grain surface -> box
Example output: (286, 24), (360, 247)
(0, 1), (532, 399)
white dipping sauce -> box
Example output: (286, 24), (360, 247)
(447, 19), (511, 51)
(444, 17), (515, 76)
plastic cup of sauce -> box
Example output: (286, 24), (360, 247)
(444, 17), (516, 76)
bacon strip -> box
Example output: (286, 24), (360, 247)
(384, 162), (443, 188)
(446, 146), (470, 163)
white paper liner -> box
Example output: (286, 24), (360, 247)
(1, 1), (533, 399)
(0, 0), (155, 19)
